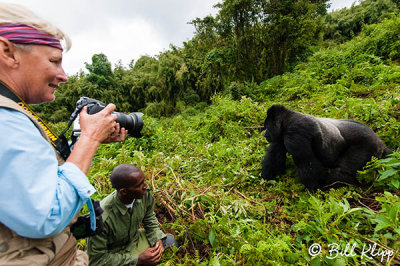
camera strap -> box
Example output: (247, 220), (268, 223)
(0, 81), (71, 160)
(0, 81), (98, 232)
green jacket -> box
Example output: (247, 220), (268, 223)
(86, 189), (166, 266)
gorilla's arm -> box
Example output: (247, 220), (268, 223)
(284, 132), (327, 191)
(261, 141), (287, 180)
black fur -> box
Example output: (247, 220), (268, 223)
(261, 104), (392, 190)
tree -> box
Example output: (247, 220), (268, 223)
(324, 0), (398, 43)
(85, 54), (114, 92)
(261, 0), (329, 76)
(191, 0), (329, 81)
(214, 0), (264, 80)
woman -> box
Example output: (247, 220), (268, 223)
(0, 3), (127, 265)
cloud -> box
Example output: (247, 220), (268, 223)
(9, 0), (354, 75)
(10, 0), (219, 75)
(329, 0), (358, 11)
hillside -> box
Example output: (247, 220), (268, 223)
(81, 13), (400, 265)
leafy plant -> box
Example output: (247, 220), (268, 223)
(361, 152), (400, 191)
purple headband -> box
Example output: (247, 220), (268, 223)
(0, 23), (63, 51)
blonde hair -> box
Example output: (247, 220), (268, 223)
(0, 3), (71, 51)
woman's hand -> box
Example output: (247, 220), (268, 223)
(101, 122), (128, 143)
(66, 104), (127, 173)
(78, 104), (118, 145)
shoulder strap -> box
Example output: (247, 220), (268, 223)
(0, 81), (70, 161)
(0, 94), (65, 165)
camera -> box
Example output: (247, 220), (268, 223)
(70, 97), (144, 139)
(70, 200), (104, 239)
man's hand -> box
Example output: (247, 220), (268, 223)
(137, 240), (164, 265)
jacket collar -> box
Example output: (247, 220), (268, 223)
(111, 190), (143, 216)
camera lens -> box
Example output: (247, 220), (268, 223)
(115, 112), (144, 138)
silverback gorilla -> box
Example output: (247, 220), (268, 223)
(261, 104), (392, 190)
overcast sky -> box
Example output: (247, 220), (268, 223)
(10, 0), (358, 75)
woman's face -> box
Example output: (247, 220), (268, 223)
(16, 45), (68, 104)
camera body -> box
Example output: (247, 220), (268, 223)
(70, 213), (104, 239)
(70, 200), (104, 239)
(71, 97), (144, 138)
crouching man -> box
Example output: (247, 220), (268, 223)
(86, 164), (178, 265)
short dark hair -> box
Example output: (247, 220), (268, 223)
(110, 164), (142, 190)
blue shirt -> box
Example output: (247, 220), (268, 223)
(0, 108), (96, 238)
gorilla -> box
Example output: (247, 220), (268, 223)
(261, 104), (392, 190)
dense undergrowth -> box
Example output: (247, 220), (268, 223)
(85, 95), (400, 265)
(61, 14), (400, 266)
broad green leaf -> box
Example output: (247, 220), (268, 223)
(391, 178), (400, 189)
(378, 169), (398, 181)
(209, 229), (216, 248)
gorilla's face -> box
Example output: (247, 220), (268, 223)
(264, 115), (280, 142)
(263, 104), (286, 142)
(264, 127), (273, 142)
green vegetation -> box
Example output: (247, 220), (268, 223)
(42, 0), (400, 264)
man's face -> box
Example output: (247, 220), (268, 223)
(16, 45), (68, 104)
(123, 171), (148, 200)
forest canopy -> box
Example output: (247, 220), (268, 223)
(34, 0), (399, 122)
